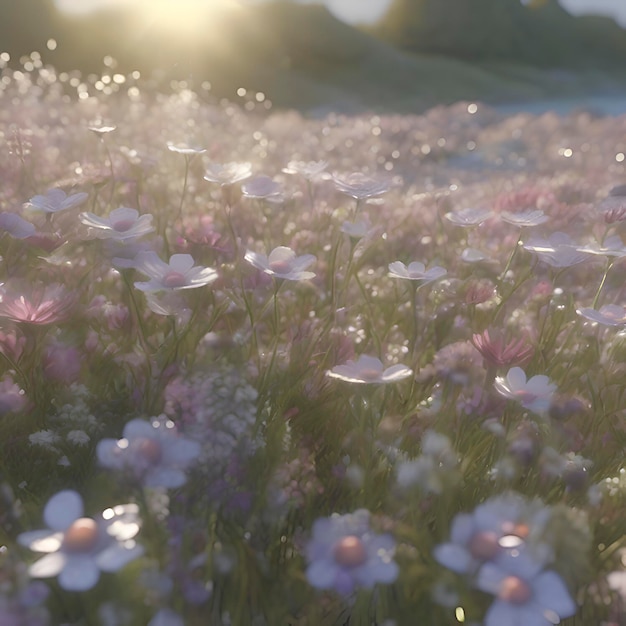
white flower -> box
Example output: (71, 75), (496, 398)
(96, 417), (201, 488)
(460, 248), (491, 263)
(66, 430), (90, 446)
(332, 173), (392, 200)
(133, 252), (218, 292)
(244, 246), (315, 281)
(26, 189), (88, 214)
(282, 160), (327, 180)
(577, 235), (626, 258)
(327, 354), (412, 384)
(500, 209), (549, 227)
(29, 430), (62, 449)
(388, 261), (447, 284)
(17, 490), (142, 591)
(444, 207), (493, 227)
(203, 161), (252, 186)
(0, 212), (35, 239)
(477, 552), (576, 626)
(523, 232), (588, 267)
(494, 367), (556, 413)
(577, 304), (626, 326)
(79, 207), (154, 241)
(167, 143), (206, 156)
(241, 175), (284, 201)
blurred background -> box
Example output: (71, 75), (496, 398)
(3, 0), (626, 113)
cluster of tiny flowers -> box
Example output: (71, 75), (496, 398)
(164, 365), (260, 509)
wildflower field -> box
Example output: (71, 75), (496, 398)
(1, 59), (626, 626)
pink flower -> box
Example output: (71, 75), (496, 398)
(471, 330), (534, 368)
(0, 284), (77, 325)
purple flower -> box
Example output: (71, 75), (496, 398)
(477, 551), (576, 626)
(17, 490), (142, 591)
(305, 509), (398, 595)
(434, 493), (551, 575)
(96, 417), (201, 488)
(25, 189), (88, 214)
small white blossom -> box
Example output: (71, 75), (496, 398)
(244, 246), (315, 281)
(28, 430), (62, 449)
(523, 232), (588, 267)
(444, 207), (492, 227)
(203, 161), (252, 186)
(500, 209), (549, 227)
(494, 367), (556, 413)
(25, 189), (88, 214)
(327, 354), (412, 384)
(332, 173), (392, 200)
(388, 261), (447, 284)
(66, 430), (90, 446)
(79, 207), (154, 241)
(241, 175), (284, 201)
(133, 252), (218, 292)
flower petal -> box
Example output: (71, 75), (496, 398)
(57, 555), (101, 591)
(44, 490), (83, 531)
(29, 552), (67, 578)
(96, 542), (144, 573)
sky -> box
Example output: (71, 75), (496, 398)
(53, 0), (626, 28)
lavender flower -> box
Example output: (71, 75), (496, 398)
(79, 207), (154, 241)
(305, 509), (398, 595)
(494, 367), (556, 414)
(244, 246), (315, 281)
(25, 189), (88, 214)
(132, 252), (218, 291)
(96, 417), (201, 488)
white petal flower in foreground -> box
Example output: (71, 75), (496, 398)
(577, 235), (626, 258)
(523, 232), (588, 267)
(500, 209), (549, 227)
(133, 251), (218, 291)
(327, 355), (412, 384)
(79, 207), (154, 241)
(282, 160), (328, 180)
(203, 161), (252, 186)
(241, 175), (284, 201)
(26, 189), (88, 214)
(577, 304), (626, 326)
(18, 490), (142, 591)
(444, 207), (493, 227)
(388, 261), (447, 284)
(332, 173), (392, 200)
(244, 246), (316, 281)
(96, 417), (201, 488)
(494, 367), (556, 413)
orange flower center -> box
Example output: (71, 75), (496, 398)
(135, 438), (163, 464)
(333, 535), (367, 568)
(112, 219), (135, 232)
(268, 260), (292, 275)
(63, 517), (99, 553)
(499, 575), (532, 604)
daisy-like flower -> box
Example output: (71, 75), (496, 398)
(241, 175), (284, 201)
(79, 207), (154, 241)
(96, 417), (201, 488)
(0, 283), (77, 325)
(577, 235), (626, 258)
(444, 207), (493, 227)
(332, 173), (392, 200)
(494, 367), (556, 413)
(244, 246), (315, 281)
(327, 354), (412, 384)
(305, 509), (398, 595)
(282, 160), (328, 180)
(477, 551), (576, 626)
(132, 251), (218, 292)
(471, 329), (534, 368)
(388, 261), (447, 285)
(433, 493), (551, 576)
(0, 212), (36, 239)
(577, 304), (626, 326)
(523, 232), (588, 268)
(167, 143), (206, 156)
(25, 189), (88, 214)
(460, 248), (491, 263)
(340, 220), (372, 239)
(17, 490), (142, 592)
(203, 161), (252, 186)
(500, 209), (549, 227)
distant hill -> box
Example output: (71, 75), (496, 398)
(1, 0), (626, 113)
(373, 0), (626, 68)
